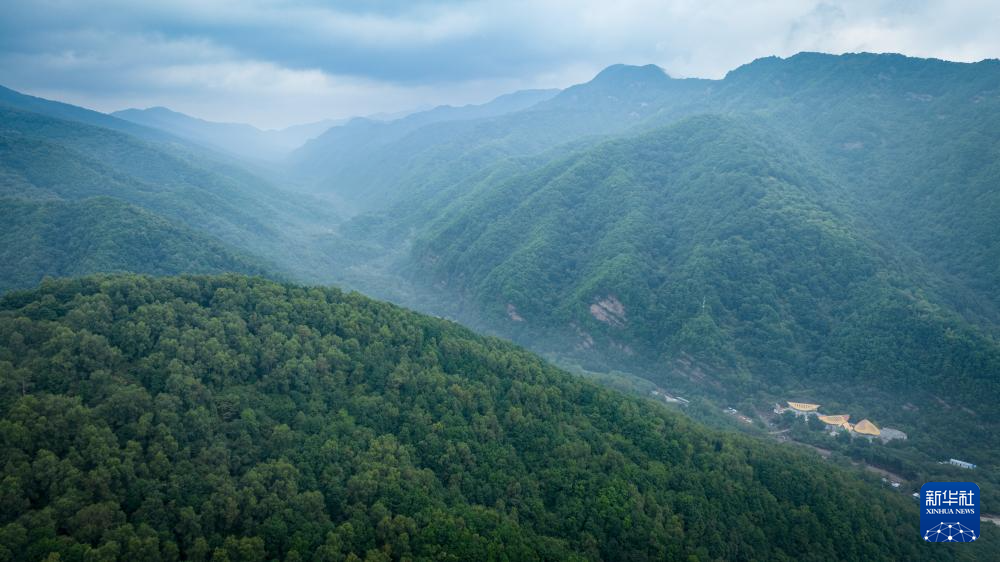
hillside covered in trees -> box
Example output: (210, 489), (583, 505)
(0, 197), (268, 292)
(3, 50), (1000, 559)
(307, 54), (1000, 483)
(0, 99), (339, 289)
(401, 111), (1000, 463)
(2, 274), (988, 561)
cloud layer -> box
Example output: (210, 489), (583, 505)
(2, 0), (999, 128)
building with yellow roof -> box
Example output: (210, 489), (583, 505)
(853, 419), (881, 436)
(787, 401), (820, 412)
(818, 414), (850, 426)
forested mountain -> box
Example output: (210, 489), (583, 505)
(402, 111), (1000, 467)
(289, 68), (722, 213)
(0, 85), (176, 144)
(1, 274), (991, 561)
(112, 107), (342, 162)
(0, 99), (344, 288)
(290, 88), (579, 211)
(0, 198), (267, 291)
(286, 63), (707, 214)
(299, 53), (1000, 491)
(4, 52), (1000, 558)
(704, 53), (1000, 322)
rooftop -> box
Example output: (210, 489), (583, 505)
(854, 419), (881, 436)
(788, 401), (820, 412)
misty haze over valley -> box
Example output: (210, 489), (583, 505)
(2, 2), (1000, 560)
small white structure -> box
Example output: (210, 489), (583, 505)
(650, 389), (689, 405)
(949, 458), (976, 469)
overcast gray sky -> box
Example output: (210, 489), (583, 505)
(2, 0), (999, 129)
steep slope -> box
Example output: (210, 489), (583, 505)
(1, 102), (342, 284)
(406, 115), (1000, 471)
(290, 89), (563, 212)
(307, 52), (1000, 518)
(338, 54), (1000, 323)
(290, 79), (714, 211)
(705, 52), (1000, 322)
(113, 107), (341, 161)
(0, 197), (268, 291)
(0, 274), (986, 561)
(293, 89), (560, 176)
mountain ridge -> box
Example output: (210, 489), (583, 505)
(0, 84), (180, 144)
(112, 106), (344, 161)
(0, 99), (343, 288)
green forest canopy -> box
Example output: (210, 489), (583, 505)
(1, 274), (987, 561)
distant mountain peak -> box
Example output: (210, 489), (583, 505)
(135, 105), (182, 115)
(591, 63), (670, 84)
(542, 63), (690, 109)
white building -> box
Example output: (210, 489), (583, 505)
(949, 458), (976, 469)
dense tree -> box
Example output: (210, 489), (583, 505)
(2, 274), (986, 561)
(0, 197), (268, 292)
(0, 103), (341, 286)
(304, 55), (1000, 496)
(401, 114), (1000, 478)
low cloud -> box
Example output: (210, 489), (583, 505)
(2, 0), (998, 127)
